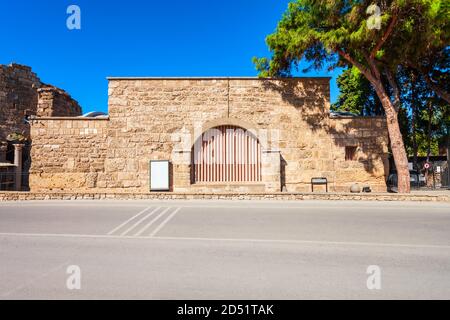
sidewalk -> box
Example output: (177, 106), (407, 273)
(1, 190), (449, 202)
(411, 189), (450, 196)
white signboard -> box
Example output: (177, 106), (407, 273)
(150, 160), (170, 191)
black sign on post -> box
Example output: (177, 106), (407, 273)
(311, 177), (328, 193)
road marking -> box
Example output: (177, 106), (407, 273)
(119, 207), (161, 236)
(149, 207), (181, 237)
(134, 207), (171, 237)
(0, 232), (449, 250)
(106, 206), (154, 235)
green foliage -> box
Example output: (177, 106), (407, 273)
(388, 0), (449, 67)
(335, 64), (450, 157)
(6, 132), (27, 143)
(399, 67), (450, 157)
(254, 0), (449, 78)
(332, 66), (383, 115)
(255, 0), (449, 161)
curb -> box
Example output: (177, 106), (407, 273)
(0, 192), (449, 202)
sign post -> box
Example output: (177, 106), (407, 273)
(311, 177), (328, 193)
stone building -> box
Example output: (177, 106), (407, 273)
(0, 63), (81, 190)
(28, 77), (390, 193)
(0, 63), (81, 142)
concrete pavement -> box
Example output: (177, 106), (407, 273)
(0, 200), (449, 299)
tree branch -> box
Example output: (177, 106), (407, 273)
(364, 52), (381, 80)
(423, 73), (450, 105)
(370, 12), (398, 59)
(336, 49), (376, 83)
(385, 68), (401, 113)
(406, 60), (450, 104)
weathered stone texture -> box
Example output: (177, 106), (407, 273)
(1, 191), (449, 203)
(29, 119), (108, 191)
(37, 86), (82, 117)
(29, 78), (389, 193)
(0, 63), (82, 142)
(330, 117), (389, 192)
(0, 64), (41, 141)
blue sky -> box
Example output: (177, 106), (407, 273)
(1, 0), (342, 113)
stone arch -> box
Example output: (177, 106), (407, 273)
(192, 117), (267, 151)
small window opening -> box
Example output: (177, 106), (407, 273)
(345, 146), (357, 161)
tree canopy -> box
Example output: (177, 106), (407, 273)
(332, 66), (383, 116)
(254, 0), (449, 193)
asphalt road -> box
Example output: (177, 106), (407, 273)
(0, 200), (449, 299)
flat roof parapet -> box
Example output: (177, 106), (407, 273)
(106, 76), (332, 80)
(29, 116), (109, 121)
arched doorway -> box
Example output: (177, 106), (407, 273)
(192, 125), (262, 183)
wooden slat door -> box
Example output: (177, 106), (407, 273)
(193, 126), (261, 182)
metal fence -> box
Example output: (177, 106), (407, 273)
(413, 161), (449, 190)
(0, 170), (15, 191)
(433, 161), (449, 189)
(0, 171), (32, 191)
(0, 143), (32, 191)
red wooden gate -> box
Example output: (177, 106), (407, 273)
(193, 126), (262, 182)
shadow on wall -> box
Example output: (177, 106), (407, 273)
(280, 154), (287, 191)
(22, 142), (32, 191)
(169, 161), (174, 192)
(261, 79), (389, 181)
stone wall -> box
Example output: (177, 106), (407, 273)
(0, 64), (41, 142)
(0, 63), (82, 143)
(37, 86), (82, 117)
(1, 191), (449, 202)
(106, 78), (388, 192)
(29, 118), (108, 191)
(29, 78), (389, 193)
(330, 117), (389, 192)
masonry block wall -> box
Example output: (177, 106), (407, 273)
(0, 64), (41, 142)
(37, 86), (82, 117)
(330, 117), (389, 192)
(0, 63), (82, 143)
(29, 119), (108, 190)
(29, 78), (389, 193)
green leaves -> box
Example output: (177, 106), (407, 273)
(254, 0), (449, 80)
(332, 66), (383, 116)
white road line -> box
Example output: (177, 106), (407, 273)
(106, 206), (154, 235)
(149, 207), (181, 237)
(134, 207), (172, 237)
(0, 232), (449, 250)
(119, 207), (162, 236)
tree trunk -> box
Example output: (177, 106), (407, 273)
(335, 51), (410, 192)
(374, 84), (411, 193)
